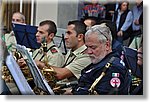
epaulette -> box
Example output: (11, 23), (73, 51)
(50, 48), (58, 53)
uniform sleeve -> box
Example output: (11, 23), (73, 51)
(95, 64), (130, 95)
(65, 54), (91, 79)
(47, 51), (65, 67)
(5, 32), (17, 52)
(32, 49), (39, 58)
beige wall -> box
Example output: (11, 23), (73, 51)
(35, 0), (58, 26)
(34, 0), (79, 28)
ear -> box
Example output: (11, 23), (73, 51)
(48, 33), (55, 39)
(105, 40), (111, 51)
(77, 34), (84, 41)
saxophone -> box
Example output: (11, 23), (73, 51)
(40, 38), (57, 88)
(1, 40), (57, 94)
(1, 48), (33, 95)
(1, 50), (32, 83)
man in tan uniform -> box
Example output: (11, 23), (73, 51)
(15, 20), (64, 94)
(4, 12), (26, 52)
(19, 20), (64, 68)
(36, 20), (91, 82)
(32, 20), (64, 67)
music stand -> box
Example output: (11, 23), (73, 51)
(5, 53), (35, 95)
(53, 28), (68, 55)
(16, 44), (55, 95)
(123, 46), (141, 77)
(12, 23), (41, 49)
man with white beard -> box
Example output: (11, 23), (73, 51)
(72, 23), (131, 95)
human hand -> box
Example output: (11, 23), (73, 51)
(63, 88), (73, 95)
(134, 19), (139, 25)
(117, 30), (123, 37)
(17, 58), (26, 67)
(34, 60), (45, 69)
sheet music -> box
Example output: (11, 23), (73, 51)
(6, 53), (35, 95)
(16, 44), (55, 95)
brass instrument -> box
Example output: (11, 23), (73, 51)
(14, 50), (33, 81)
(33, 86), (48, 95)
(1, 65), (13, 83)
(130, 75), (142, 94)
(1, 51), (27, 82)
(1, 39), (58, 94)
(1, 50), (33, 88)
(13, 51), (22, 61)
(132, 76), (142, 86)
(40, 37), (57, 89)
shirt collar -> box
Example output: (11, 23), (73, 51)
(71, 45), (87, 56)
(47, 41), (55, 49)
(93, 51), (119, 67)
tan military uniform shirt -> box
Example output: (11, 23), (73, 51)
(32, 42), (64, 67)
(4, 31), (17, 52)
(65, 45), (91, 79)
(129, 36), (142, 49)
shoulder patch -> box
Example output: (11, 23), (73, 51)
(50, 48), (58, 53)
(110, 78), (121, 88)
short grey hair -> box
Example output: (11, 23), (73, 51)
(85, 23), (112, 45)
(13, 12), (25, 22)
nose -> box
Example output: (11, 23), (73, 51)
(64, 34), (68, 40)
(36, 32), (39, 37)
(86, 48), (93, 54)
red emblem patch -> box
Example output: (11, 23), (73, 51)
(50, 48), (58, 53)
(110, 78), (121, 88)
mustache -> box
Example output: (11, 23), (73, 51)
(89, 55), (96, 58)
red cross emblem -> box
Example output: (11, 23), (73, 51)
(110, 78), (121, 88)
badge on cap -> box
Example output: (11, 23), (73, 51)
(110, 77), (121, 88)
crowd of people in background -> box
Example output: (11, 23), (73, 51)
(80, 0), (143, 46)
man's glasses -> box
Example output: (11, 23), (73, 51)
(12, 19), (22, 22)
(91, 24), (111, 41)
(96, 29), (109, 40)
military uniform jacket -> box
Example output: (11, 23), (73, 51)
(4, 31), (17, 52)
(64, 45), (91, 79)
(72, 51), (131, 95)
(32, 42), (64, 67)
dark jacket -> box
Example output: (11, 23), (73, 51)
(72, 51), (131, 95)
(113, 10), (132, 40)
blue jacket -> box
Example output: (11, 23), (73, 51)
(72, 51), (131, 95)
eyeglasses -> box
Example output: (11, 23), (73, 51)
(96, 29), (109, 40)
(91, 24), (111, 41)
(12, 19), (22, 23)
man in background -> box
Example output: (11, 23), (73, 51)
(3, 12), (26, 52)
